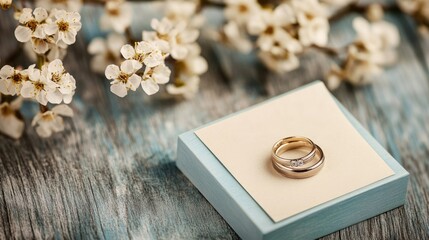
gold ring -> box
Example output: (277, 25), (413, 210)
(271, 136), (325, 179)
(272, 136), (316, 167)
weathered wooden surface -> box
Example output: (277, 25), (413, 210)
(1, 5), (429, 240)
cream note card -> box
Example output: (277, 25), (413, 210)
(195, 82), (394, 222)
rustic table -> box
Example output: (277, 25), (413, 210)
(0, 3), (428, 239)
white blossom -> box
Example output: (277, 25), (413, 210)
(42, 59), (76, 104)
(177, 44), (207, 76)
(105, 60), (142, 97)
(0, 0), (12, 10)
(32, 104), (73, 138)
(247, 6), (301, 53)
(120, 41), (166, 68)
(44, 9), (82, 45)
(222, 21), (253, 53)
(166, 74), (200, 99)
(258, 50), (300, 73)
(366, 4), (384, 22)
(0, 97), (25, 139)
(353, 17), (400, 65)
(292, 0), (329, 47)
(148, 18), (199, 60)
(225, 0), (260, 25)
(165, 0), (204, 28)
(20, 65), (55, 105)
(326, 17), (399, 89)
(14, 8), (48, 43)
(36, 0), (83, 12)
(141, 64), (171, 95)
(343, 54), (384, 85)
(100, 0), (132, 34)
(0, 65), (28, 96)
(88, 33), (126, 74)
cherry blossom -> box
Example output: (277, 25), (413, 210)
(224, 0), (260, 25)
(88, 33), (126, 74)
(32, 104), (74, 138)
(42, 59), (76, 104)
(0, 0), (12, 9)
(259, 50), (299, 73)
(120, 41), (166, 68)
(100, 0), (132, 34)
(141, 64), (171, 95)
(0, 97), (25, 139)
(166, 74), (200, 99)
(14, 8), (48, 43)
(105, 60), (142, 97)
(0, 65), (28, 96)
(44, 9), (82, 45)
(20, 65), (55, 105)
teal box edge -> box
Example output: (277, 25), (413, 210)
(176, 81), (409, 240)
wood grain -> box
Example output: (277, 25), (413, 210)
(1, 4), (429, 240)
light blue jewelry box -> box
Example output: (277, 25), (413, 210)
(176, 81), (409, 240)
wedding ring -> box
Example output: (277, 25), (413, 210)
(271, 136), (325, 179)
(272, 144), (325, 179)
(272, 136), (316, 167)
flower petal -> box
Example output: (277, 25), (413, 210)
(20, 82), (35, 98)
(88, 38), (107, 54)
(47, 90), (63, 104)
(170, 45), (188, 60)
(152, 65), (171, 84)
(120, 60), (141, 74)
(52, 104), (74, 117)
(120, 44), (135, 59)
(144, 52), (163, 68)
(110, 83), (128, 97)
(44, 23), (58, 35)
(141, 79), (159, 95)
(128, 74), (141, 91)
(0, 115), (24, 139)
(105, 64), (120, 79)
(14, 26), (32, 42)
(33, 7), (48, 22)
(48, 59), (64, 74)
(0, 65), (14, 78)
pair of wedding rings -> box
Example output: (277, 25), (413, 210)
(271, 136), (325, 179)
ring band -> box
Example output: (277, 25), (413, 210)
(272, 136), (316, 167)
(272, 144), (325, 179)
(271, 136), (325, 179)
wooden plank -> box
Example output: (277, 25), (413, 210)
(0, 4), (428, 240)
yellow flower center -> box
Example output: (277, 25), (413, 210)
(174, 79), (185, 87)
(51, 73), (62, 83)
(118, 73), (129, 83)
(0, 104), (14, 116)
(57, 20), (69, 32)
(265, 26), (274, 35)
(35, 82), (45, 91)
(12, 72), (22, 84)
(108, 8), (120, 16)
(26, 20), (38, 32)
(238, 4), (248, 13)
(41, 112), (55, 121)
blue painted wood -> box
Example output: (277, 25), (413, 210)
(177, 82), (409, 240)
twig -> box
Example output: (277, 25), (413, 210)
(125, 27), (136, 44)
(311, 45), (341, 57)
(39, 104), (48, 113)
